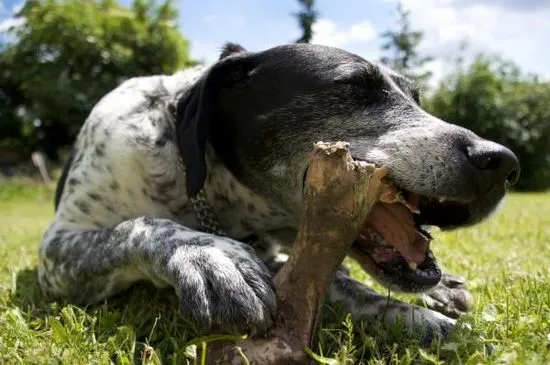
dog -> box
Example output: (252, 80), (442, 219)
(38, 43), (520, 342)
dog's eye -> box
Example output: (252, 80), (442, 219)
(334, 65), (385, 88)
(334, 69), (366, 85)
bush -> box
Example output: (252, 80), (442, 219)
(0, 0), (195, 161)
(425, 55), (550, 191)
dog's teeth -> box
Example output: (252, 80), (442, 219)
(408, 262), (417, 271)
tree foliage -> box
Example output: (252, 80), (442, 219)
(379, 2), (432, 85)
(425, 55), (550, 191)
(0, 0), (194, 160)
(295, 0), (317, 44)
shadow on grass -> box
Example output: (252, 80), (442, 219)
(11, 268), (200, 363)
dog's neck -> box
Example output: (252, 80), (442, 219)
(197, 155), (297, 239)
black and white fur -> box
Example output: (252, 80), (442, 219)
(39, 43), (519, 341)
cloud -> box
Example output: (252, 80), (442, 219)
(449, 0), (549, 12)
(0, 16), (25, 33)
(311, 19), (376, 48)
(387, 0), (550, 82)
(12, 1), (25, 14)
(0, 2), (26, 34)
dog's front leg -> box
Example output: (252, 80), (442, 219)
(328, 272), (456, 344)
(263, 251), (457, 343)
(38, 216), (276, 334)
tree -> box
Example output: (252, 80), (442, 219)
(0, 0), (194, 161)
(425, 55), (550, 191)
(295, 0), (317, 43)
(379, 2), (433, 85)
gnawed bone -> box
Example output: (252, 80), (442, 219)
(202, 141), (386, 365)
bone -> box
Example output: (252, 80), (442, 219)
(202, 141), (386, 364)
(379, 184), (420, 214)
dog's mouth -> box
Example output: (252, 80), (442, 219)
(350, 185), (470, 293)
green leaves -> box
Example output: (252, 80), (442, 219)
(379, 3), (433, 86)
(295, 0), (317, 43)
(0, 0), (195, 159)
(425, 55), (550, 190)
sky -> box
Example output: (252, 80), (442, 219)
(1, 0), (550, 86)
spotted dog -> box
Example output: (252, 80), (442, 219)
(39, 43), (520, 341)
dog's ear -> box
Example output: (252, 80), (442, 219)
(219, 42), (247, 60)
(176, 45), (252, 198)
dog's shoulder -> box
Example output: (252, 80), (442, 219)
(87, 65), (206, 147)
(54, 66), (208, 230)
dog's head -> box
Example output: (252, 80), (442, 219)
(176, 43), (520, 293)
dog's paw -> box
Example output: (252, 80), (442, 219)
(377, 302), (457, 345)
(408, 307), (457, 345)
(173, 240), (277, 335)
(417, 272), (473, 319)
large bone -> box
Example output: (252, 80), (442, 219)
(204, 141), (387, 364)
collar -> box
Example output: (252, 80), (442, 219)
(189, 190), (226, 236)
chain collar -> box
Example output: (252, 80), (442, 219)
(189, 190), (226, 236)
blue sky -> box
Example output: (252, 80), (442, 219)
(2, 0), (550, 85)
(178, 0), (394, 63)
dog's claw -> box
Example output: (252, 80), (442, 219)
(417, 272), (473, 319)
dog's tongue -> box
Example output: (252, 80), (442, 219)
(364, 202), (428, 264)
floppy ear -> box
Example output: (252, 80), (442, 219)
(176, 44), (250, 198)
(219, 42), (247, 60)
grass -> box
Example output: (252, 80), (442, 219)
(0, 178), (549, 364)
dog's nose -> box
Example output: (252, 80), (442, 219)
(466, 141), (520, 187)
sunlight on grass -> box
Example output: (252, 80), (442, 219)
(0, 180), (548, 364)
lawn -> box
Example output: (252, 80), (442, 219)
(0, 178), (549, 364)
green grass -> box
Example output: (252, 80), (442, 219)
(0, 178), (549, 364)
